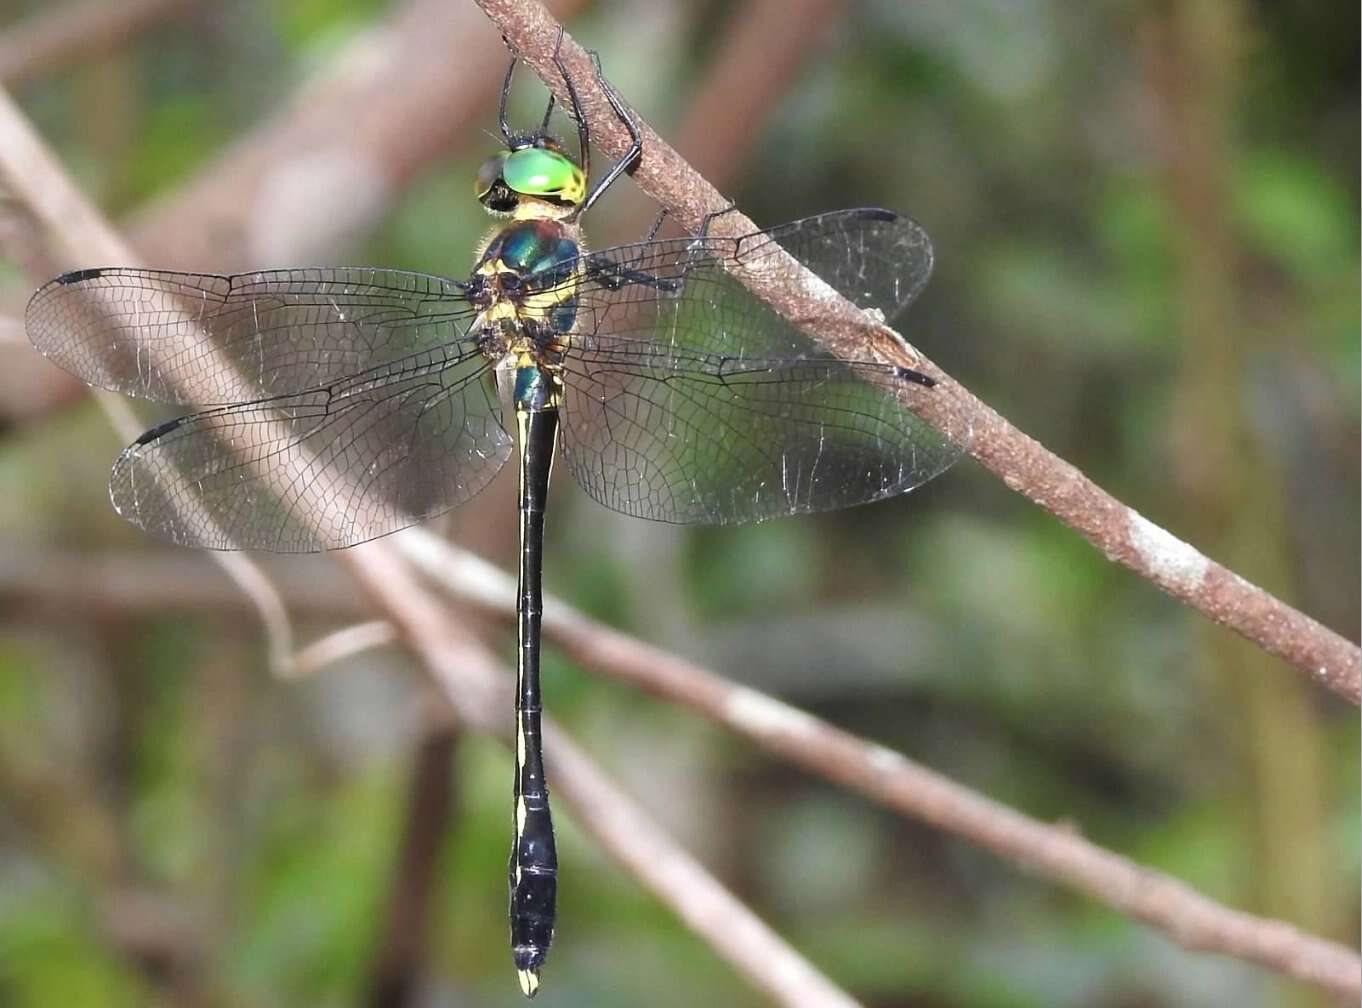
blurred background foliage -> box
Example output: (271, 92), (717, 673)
(0, 1), (1356, 1006)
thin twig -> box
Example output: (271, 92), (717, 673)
(340, 544), (862, 1008)
(287, 620), (397, 679)
(362, 708), (459, 1008)
(671, 0), (846, 190)
(395, 528), (1362, 1004)
(0, 547), (362, 617)
(473, 0), (1360, 706)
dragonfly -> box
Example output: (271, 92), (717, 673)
(26, 38), (966, 998)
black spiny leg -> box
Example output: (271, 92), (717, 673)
(552, 26), (592, 190)
(573, 49), (642, 217)
(498, 50), (518, 145)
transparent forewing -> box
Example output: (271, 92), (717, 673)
(26, 267), (480, 405)
(752, 208), (934, 323)
(559, 209), (964, 524)
(110, 350), (509, 552)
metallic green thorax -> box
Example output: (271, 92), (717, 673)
(472, 217), (582, 413)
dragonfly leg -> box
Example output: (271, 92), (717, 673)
(642, 206), (669, 242)
(498, 49), (519, 146)
(696, 201), (741, 242)
(550, 27), (591, 185)
(574, 48), (642, 217)
(582, 253), (683, 294)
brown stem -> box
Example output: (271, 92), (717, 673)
(363, 712), (459, 1008)
(338, 546), (862, 1008)
(397, 529), (1362, 1004)
(473, 0), (1360, 705)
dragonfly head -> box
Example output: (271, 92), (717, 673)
(477, 137), (585, 219)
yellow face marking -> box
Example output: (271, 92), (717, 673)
(512, 198), (576, 222)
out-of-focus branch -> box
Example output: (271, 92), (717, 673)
(0, 548), (362, 618)
(602, 0), (846, 235)
(672, 0), (845, 190)
(394, 529), (1362, 1004)
(0, 0), (197, 89)
(3, 78), (859, 1004)
(340, 544), (861, 1008)
(288, 620), (397, 679)
(0, 86), (296, 674)
(363, 710), (459, 1008)
(475, 0), (1360, 705)
(128, 0), (583, 270)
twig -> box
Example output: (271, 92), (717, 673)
(288, 620), (397, 679)
(0, 0), (197, 89)
(339, 544), (862, 1008)
(0, 86), (299, 673)
(0, 547), (362, 618)
(395, 528), (1362, 1004)
(473, 0), (1360, 705)
(363, 710), (459, 1008)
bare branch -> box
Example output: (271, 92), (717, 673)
(288, 621), (397, 679)
(1, 76), (859, 1002)
(0, 86), (297, 676)
(395, 528), (1362, 1004)
(0, 315), (23, 344)
(473, 0), (1359, 705)
(0, 0), (198, 89)
(0, 547), (362, 618)
(339, 544), (862, 1008)
(363, 710), (459, 1008)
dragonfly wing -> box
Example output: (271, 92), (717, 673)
(110, 354), (509, 551)
(559, 209), (963, 525)
(749, 208), (934, 322)
(26, 267), (479, 405)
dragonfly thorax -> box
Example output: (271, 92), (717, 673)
(471, 218), (582, 353)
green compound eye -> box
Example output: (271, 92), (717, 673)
(503, 147), (585, 205)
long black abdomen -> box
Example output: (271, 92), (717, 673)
(509, 404), (559, 997)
